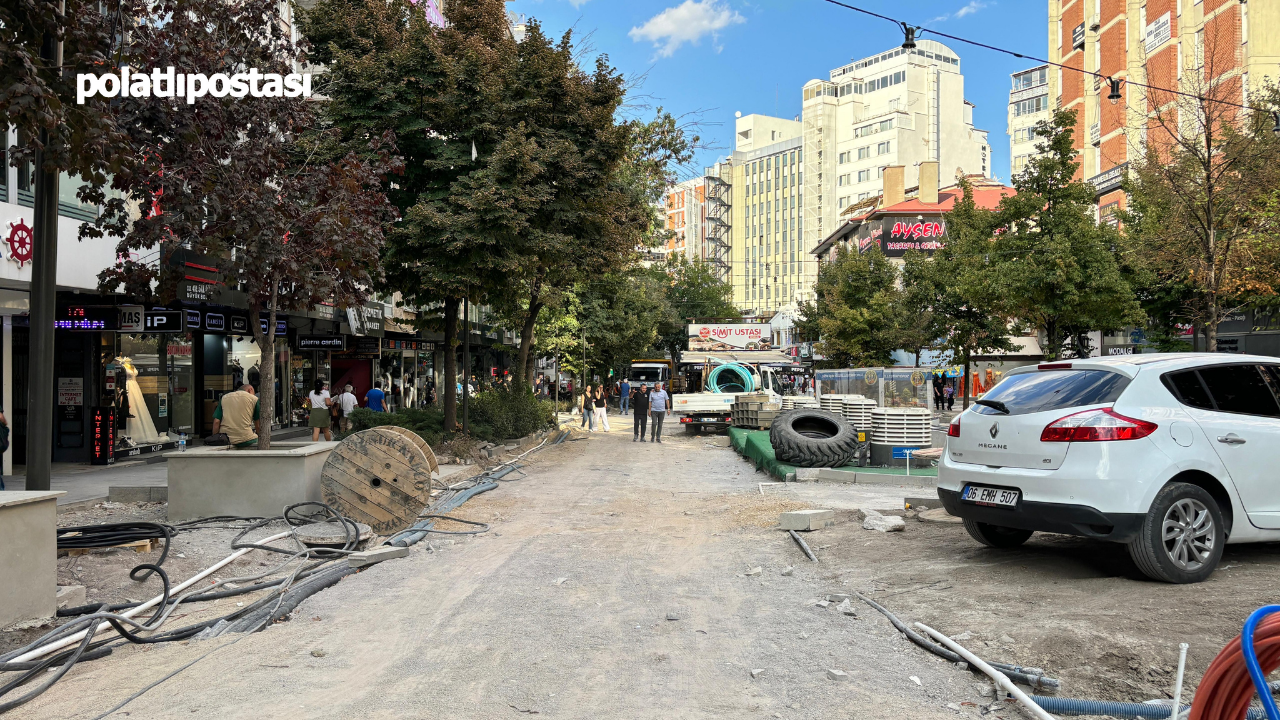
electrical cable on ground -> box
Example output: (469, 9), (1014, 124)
(787, 530), (819, 562)
(1190, 605), (1280, 720)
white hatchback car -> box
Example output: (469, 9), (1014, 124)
(939, 353), (1280, 583)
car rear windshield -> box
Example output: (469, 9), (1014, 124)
(972, 369), (1131, 416)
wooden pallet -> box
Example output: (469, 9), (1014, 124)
(58, 538), (159, 557)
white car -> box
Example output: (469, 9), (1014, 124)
(939, 353), (1280, 583)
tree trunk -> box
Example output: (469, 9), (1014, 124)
(251, 283), (279, 450)
(1206, 299), (1218, 352)
(518, 293), (542, 387)
(442, 296), (459, 432)
(962, 349), (971, 411)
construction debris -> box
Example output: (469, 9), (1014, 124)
(347, 546), (410, 568)
(863, 514), (906, 532)
(779, 509), (835, 531)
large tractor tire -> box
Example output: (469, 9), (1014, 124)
(769, 409), (859, 468)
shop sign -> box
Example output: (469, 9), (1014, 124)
(1072, 22), (1085, 50)
(299, 335), (345, 350)
(346, 305), (383, 336)
(91, 406), (116, 465)
(204, 313), (226, 331)
(58, 377), (84, 406)
(146, 310), (185, 332)
(1145, 12), (1171, 54)
(186, 309), (201, 329)
(158, 393), (168, 418)
(1088, 163), (1128, 197)
(259, 316), (288, 336)
(383, 338), (424, 351)
(686, 323), (772, 351)
(119, 306), (145, 332)
(57, 306), (119, 331)
(853, 216), (947, 257)
(229, 315), (249, 333)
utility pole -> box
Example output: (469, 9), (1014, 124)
(582, 327), (587, 387)
(462, 295), (470, 434)
(26, 4), (65, 492)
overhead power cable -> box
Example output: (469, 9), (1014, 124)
(816, 0), (1275, 121)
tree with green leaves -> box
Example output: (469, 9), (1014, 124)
(650, 255), (740, 362)
(800, 245), (900, 369)
(303, 0), (524, 431)
(981, 109), (1142, 360)
(903, 180), (1016, 408)
(1122, 45), (1280, 351)
(93, 0), (398, 448)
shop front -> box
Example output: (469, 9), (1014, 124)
(381, 338), (433, 412)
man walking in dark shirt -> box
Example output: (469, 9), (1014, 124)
(631, 382), (650, 442)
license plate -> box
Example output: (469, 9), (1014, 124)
(961, 485), (1020, 508)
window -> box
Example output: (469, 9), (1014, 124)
(1176, 365), (1280, 417)
(1012, 67), (1048, 91)
(857, 192), (869, 201)
(838, 151), (851, 164)
(1012, 155), (1030, 174)
(1013, 95), (1047, 117)
(877, 141), (891, 155)
(857, 169), (870, 183)
(857, 146), (870, 160)
(0, 145), (6, 202)
(1013, 127), (1038, 144)
(838, 174), (851, 187)
(838, 196), (850, 207)
(972, 370), (1131, 416)
(876, 166), (885, 179)
(1164, 371), (1214, 411)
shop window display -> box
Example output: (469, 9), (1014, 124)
(108, 334), (182, 450)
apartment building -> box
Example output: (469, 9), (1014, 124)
(1048, 0), (1280, 219)
(662, 177), (708, 262)
(1007, 65), (1052, 178)
(728, 40), (991, 316)
(729, 114), (804, 314)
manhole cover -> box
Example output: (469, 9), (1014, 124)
(293, 521), (373, 547)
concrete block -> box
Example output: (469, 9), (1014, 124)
(863, 515), (906, 532)
(854, 472), (938, 488)
(0, 491), (65, 628)
(903, 494), (940, 511)
(56, 585), (87, 609)
(779, 509), (835, 531)
(347, 546), (410, 568)
(167, 442), (336, 521)
(109, 486), (168, 503)
(794, 468), (820, 482)
(827, 669), (849, 681)
(815, 468), (857, 484)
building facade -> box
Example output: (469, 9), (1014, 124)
(662, 177), (708, 262)
(1007, 65), (1052, 178)
(728, 40), (991, 318)
(1048, 0), (1280, 216)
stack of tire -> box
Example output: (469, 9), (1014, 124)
(769, 408), (861, 468)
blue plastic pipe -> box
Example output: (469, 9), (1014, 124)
(1242, 605), (1280, 720)
(1029, 695), (1268, 719)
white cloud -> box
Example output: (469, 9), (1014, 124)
(567, 0), (591, 7)
(629, 0), (745, 58)
(932, 0), (990, 23)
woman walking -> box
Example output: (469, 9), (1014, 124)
(594, 385), (610, 432)
(580, 385), (595, 432)
(308, 379), (333, 442)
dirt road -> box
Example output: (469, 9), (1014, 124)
(12, 427), (972, 720)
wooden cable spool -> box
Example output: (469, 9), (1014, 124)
(320, 427), (436, 534)
(380, 425), (439, 476)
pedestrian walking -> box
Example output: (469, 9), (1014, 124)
(649, 381), (670, 443)
(365, 380), (386, 412)
(337, 384), (358, 433)
(308, 379), (333, 442)
(631, 382), (650, 441)
(933, 375), (945, 411)
(944, 382), (955, 411)
(580, 385), (595, 431)
(593, 385), (610, 432)
(0, 410), (8, 489)
(619, 379), (631, 415)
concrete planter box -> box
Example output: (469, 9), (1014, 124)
(0, 491), (64, 628)
(166, 441), (339, 521)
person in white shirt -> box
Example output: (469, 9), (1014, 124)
(308, 379), (333, 442)
(337, 384), (358, 433)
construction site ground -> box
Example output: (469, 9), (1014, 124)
(6, 423), (1280, 719)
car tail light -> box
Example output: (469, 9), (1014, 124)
(1040, 408), (1157, 442)
(680, 417), (691, 423)
(1038, 362), (1073, 370)
(947, 416), (961, 437)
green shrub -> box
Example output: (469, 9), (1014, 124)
(344, 384), (553, 445)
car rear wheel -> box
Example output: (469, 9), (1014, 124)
(1127, 482), (1224, 584)
(962, 518), (1034, 548)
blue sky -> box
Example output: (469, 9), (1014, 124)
(505, 0), (1050, 184)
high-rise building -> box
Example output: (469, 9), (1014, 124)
(661, 177), (708, 262)
(1048, 0), (1280, 219)
(729, 40), (991, 316)
(1007, 65), (1051, 178)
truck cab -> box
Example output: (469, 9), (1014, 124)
(672, 365), (782, 434)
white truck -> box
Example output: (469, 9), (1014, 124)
(672, 365), (782, 433)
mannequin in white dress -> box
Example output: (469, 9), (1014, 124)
(119, 358), (163, 443)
